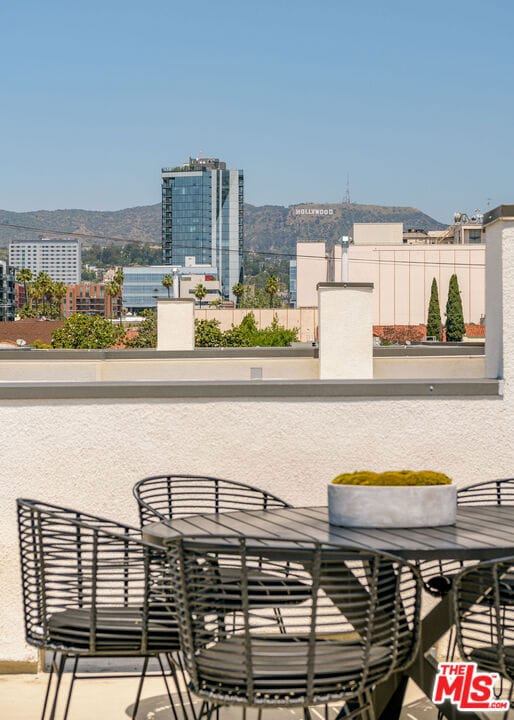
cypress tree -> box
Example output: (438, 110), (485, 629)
(445, 273), (466, 342)
(426, 278), (442, 340)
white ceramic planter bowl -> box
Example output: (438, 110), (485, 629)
(328, 483), (457, 528)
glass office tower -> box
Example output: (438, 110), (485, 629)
(0, 261), (15, 321)
(161, 158), (243, 301)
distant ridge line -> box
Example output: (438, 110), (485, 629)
(0, 201), (446, 255)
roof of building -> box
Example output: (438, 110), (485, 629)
(373, 324), (485, 341)
(0, 320), (64, 346)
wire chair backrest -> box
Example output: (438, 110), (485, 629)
(458, 478), (514, 506)
(166, 536), (422, 707)
(134, 474), (290, 527)
(17, 498), (170, 654)
(454, 556), (514, 682)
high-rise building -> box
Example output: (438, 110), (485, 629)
(161, 157), (243, 301)
(9, 238), (81, 285)
(0, 261), (16, 321)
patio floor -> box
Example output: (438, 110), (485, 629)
(0, 672), (444, 720)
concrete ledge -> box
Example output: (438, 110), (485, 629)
(0, 347), (318, 360)
(317, 282), (374, 289)
(0, 344), (485, 360)
(0, 378), (501, 400)
(0, 660), (38, 674)
(375, 345), (485, 357)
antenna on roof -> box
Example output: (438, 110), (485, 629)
(343, 174), (351, 205)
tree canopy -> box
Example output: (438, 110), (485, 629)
(445, 274), (466, 342)
(426, 278), (442, 341)
(195, 312), (298, 347)
(51, 314), (124, 349)
(18, 271), (66, 320)
(125, 309), (157, 348)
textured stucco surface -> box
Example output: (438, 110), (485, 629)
(0, 391), (509, 662)
(319, 285), (373, 379)
(157, 299), (194, 351)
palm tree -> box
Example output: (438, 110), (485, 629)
(193, 283), (207, 308)
(232, 282), (244, 308)
(112, 268), (124, 323)
(33, 272), (53, 317)
(264, 274), (280, 308)
(105, 281), (120, 320)
(16, 268), (33, 308)
(113, 267), (124, 287)
(162, 274), (174, 298)
(51, 282), (67, 319)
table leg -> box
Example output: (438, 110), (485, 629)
(407, 593), (490, 720)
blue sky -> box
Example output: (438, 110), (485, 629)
(1, 0), (513, 223)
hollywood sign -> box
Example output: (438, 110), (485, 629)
(295, 207), (335, 216)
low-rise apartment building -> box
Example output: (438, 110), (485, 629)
(61, 282), (122, 318)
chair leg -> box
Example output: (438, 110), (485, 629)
(46, 652), (67, 720)
(166, 650), (200, 720)
(62, 656), (79, 720)
(41, 651), (56, 720)
(157, 654), (180, 720)
(202, 703), (217, 720)
(131, 655), (149, 720)
(197, 701), (212, 719)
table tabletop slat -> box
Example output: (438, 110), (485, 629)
(143, 505), (514, 561)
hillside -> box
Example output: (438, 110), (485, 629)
(0, 202), (445, 256)
(244, 203), (445, 255)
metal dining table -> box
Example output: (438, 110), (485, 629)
(143, 504), (514, 720)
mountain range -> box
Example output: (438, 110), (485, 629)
(0, 202), (446, 257)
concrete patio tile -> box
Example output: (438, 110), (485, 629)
(1, 673), (510, 720)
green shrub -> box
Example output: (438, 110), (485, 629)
(195, 312), (298, 347)
(445, 274), (465, 342)
(331, 470), (452, 486)
(51, 314), (124, 349)
(426, 278), (442, 340)
(195, 318), (225, 347)
(125, 309), (157, 348)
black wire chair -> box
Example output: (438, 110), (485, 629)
(133, 474), (292, 527)
(458, 477), (514, 506)
(453, 556), (514, 719)
(17, 498), (197, 720)
(166, 536), (423, 719)
(133, 475), (312, 622)
(420, 478), (514, 597)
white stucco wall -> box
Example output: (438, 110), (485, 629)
(157, 299), (194, 351)
(0, 213), (511, 665)
(0, 390), (509, 663)
(318, 284), (373, 379)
